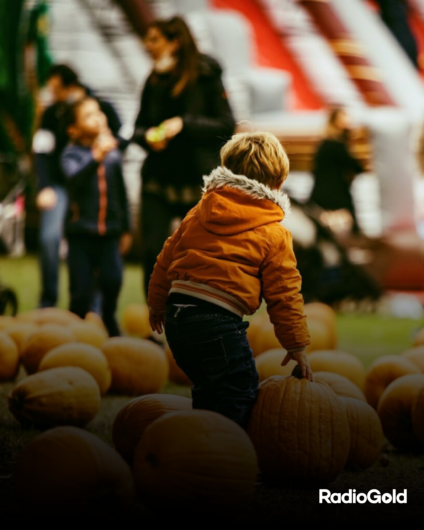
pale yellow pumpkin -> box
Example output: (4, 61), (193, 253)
(254, 348), (296, 382)
(304, 302), (337, 331)
(8, 366), (101, 428)
(85, 311), (108, 333)
(14, 426), (135, 514)
(248, 369), (350, 486)
(339, 397), (383, 469)
(314, 372), (366, 402)
(121, 303), (151, 338)
(112, 394), (192, 465)
(39, 342), (111, 394)
(246, 313), (269, 357)
(133, 410), (258, 515)
(69, 321), (108, 348)
(165, 343), (191, 386)
(102, 337), (169, 395)
(21, 324), (75, 374)
(364, 355), (420, 408)
(308, 350), (365, 390)
(0, 331), (20, 381)
(377, 374), (424, 451)
(401, 346), (424, 373)
(17, 307), (80, 326)
(4, 322), (38, 355)
(412, 386), (424, 445)
(306, 315), (337, 352)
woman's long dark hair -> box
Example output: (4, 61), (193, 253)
(148, 16), (199, 97)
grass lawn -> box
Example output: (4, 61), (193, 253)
(0, 254), (424, 522)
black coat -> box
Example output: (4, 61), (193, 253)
(309, 138), (364, 212)
(132, 54), (236, 191)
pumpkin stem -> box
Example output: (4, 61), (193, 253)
(291, 364), (304, 380)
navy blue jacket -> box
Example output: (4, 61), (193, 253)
(61, 143), (131, 236)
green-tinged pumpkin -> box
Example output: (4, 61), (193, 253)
(8, 366), (101, 428)
(14, 426), (135, 514)
(133, 410), (258, 515)
(248, 368), (350, 486)
(365, 355), (420, 408)
(112, 394), (192, 465)
(339, 397), (383, 469)
(377, 374), (424, 451)
(102, 337), (169, 395)
(38, 342), (111, 394)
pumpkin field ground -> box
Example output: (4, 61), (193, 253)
(1, 256), (424, 521)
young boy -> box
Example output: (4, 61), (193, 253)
(148, 132), (312, 428)
(61, 97), (132, 336)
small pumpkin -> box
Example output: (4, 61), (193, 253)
(314, 372), (366, 402)
(377, 374), (424, 451)
(17, 307), (80, 326)
(401, 346), (424, 373)
(21, 324), (75, 374)
(4, 322), (38, 355)
(0, 331), (20, 381)
(121, 303), (151, 338)
(254, 348), (296, 382)
(112, 394), (192, 465)
(9, 366), (101, 428)
(306, 316), (337, 352)
(102, 337), (169, 395)
(248, 367), (350, 486)
(307, 350), (365, 390)
(364, 355), (420, 408)
(412, 386), (424, 445)
(14, 426), (135, 514)
(304, 302), (337, 331)
(69, 321), (108, 348)
(246, 313), (269, 357)
(39, 342), (111, 394)
(339, 397), (383, 469)
(165, 343), (191, 386)
(85, 311), (108, 333)
(133, 410), (258, 515)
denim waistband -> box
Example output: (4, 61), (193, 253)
(166, 302), (242, 322)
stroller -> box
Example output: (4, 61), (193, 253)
(285, 197), (382, 307)
(0, 155), (25, 315)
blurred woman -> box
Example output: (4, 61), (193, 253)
(309, 107), (364, 233)
(132, 16), (236, 298)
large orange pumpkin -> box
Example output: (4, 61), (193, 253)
(112, 394), (192, 465)
(9, 366), (101, 428)
(121, 303), (151, 338)
(412, 386), (424, 445)
(4, 322), (38, 355)
(339, 397), (383, 469)
(254, 348), (296, 382)
(165, 343), (191, 386)
(248, 368), (350, 486)
(17, 307), (80, 326)
(401, 346), (424, 373)
(69, 321), (108, 348)
(0, 331), (20, 381)
(39, 342), (111, 394)
(314, 372), (366, 402)
(364, 355), (420, 408)
(307, 350), (365, 390)
(14, 426), (135, 514)
(102, 337), (169, 395)
(21, 324), (75, 374)
(133, 410), (258, 515)
(377, 374), (424, 451)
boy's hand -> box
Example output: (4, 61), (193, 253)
(92, 134), (117, 162)
(162, 117), (183, 139)
(149, 306), (165, 334)
(36, 187), (57, 211)
(282, 349), (313, 381)
(119, 233), (132, 255)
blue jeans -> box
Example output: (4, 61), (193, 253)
(165, 304), (259, 429)
(39, 185), (68, 307)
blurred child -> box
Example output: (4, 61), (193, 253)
(148, 131), (311, 428)
(61, 97), (132, 336)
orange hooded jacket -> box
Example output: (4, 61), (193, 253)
(148, 167), (311, 352)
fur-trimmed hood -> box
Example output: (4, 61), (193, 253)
(199, 166), (290, 236)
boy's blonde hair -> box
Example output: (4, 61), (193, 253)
(220, 131), (290, 189)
